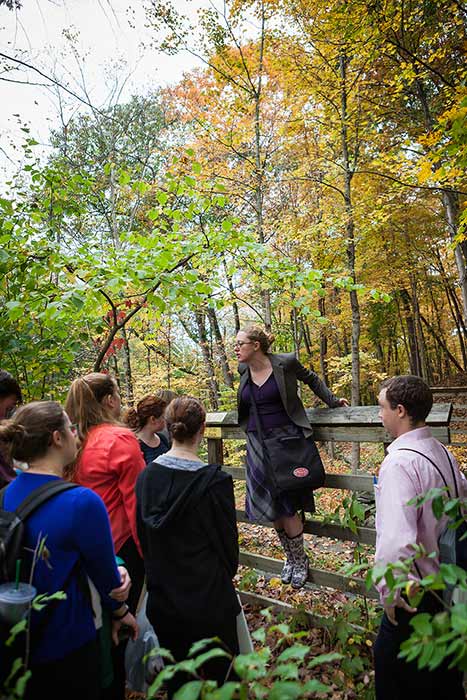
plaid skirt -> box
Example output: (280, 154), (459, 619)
(245, 423), (316, 524)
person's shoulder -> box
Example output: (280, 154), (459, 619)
(63, 482), (106, 512)
(271, 352), (299, 368)
(238, 362), (248, 375)
(206, 465), (234, 489)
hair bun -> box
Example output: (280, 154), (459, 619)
(170, 421), (188, 440)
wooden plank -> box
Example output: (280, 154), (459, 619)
(324, 473), (374, 491)
(227, 466), (376, 492)
(236, 510), (377, 545)
(239, 551), (378, 599)
(237, 589), (335, 629)
(205, 424), (450, 444)
(237, 590), (376, 636)
(431, 386), (467, 394)
(207, 437), (223, 464)
(206, 403), (452, 428)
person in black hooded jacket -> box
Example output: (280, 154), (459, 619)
(135, 396), (240, 698)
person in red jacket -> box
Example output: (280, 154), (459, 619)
(65, 373), (146, 700)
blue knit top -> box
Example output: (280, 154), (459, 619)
(2, 472), (122, 664)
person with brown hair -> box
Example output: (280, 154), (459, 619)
(0, 401), (137, 700)
(235, 324), (348, 589)
(123, 395), (169, 465)
(0, 369), (23, 488)
(65, 373), (146, 700)
(136, 396), (240, 698)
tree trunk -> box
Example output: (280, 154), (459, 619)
(253, 1), (272, 330)
(207, 307), (234, 388)
(318, 296), (328, 385)
(121, 327), (134, 406)
(193, 311), (220, 409)
(222, 255), (240, 333)
(400, 289), (421, 375)
(339, 53), (360, 472)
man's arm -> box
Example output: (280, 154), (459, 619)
(375, 459), (420, 623)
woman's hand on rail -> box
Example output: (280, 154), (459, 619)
(337, 398), (350, 407)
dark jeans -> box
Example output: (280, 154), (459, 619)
(147, 598), (239, 699)
(25, 638), (100, 700)
(374, 595), (465, 700)
(101, 536), (145, 700)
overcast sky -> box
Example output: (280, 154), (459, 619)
(0, 0), (203, 179)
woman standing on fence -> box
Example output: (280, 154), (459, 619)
(65, 373), (146, 700)
(136, 396), (240, 698)
(235, 325), (348, 589)
(0, 401), (137, 700)
(123, 394), (169, 466)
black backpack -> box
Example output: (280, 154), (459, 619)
(0, 481), (78, 583)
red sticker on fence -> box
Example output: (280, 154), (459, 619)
(293, 467), (309, 478)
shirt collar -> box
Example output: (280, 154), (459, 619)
(386, 426), (432, 453)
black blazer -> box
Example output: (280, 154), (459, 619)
(237, 353), (340, 438)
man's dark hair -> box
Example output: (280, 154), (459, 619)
(0, 370), (22, 402)
(381, 375), (433, 424)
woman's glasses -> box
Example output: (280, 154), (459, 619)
(233, 341), (253, 349)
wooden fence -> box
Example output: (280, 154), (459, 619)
(204, 403), (453, 623)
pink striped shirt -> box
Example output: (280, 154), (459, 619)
(375, 426), (466, 604)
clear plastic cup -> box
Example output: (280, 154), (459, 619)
(0, 583), (36, 626)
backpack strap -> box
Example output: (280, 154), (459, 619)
(10, 481), (79, 521)
(396, 448), (454, 498)
(440, 444), (459, 499)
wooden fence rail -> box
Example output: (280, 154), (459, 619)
(205, 403), (452, 616)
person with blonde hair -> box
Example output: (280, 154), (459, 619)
(65, 373), (145, 700)
(123, 394), (169, 465)
(235, 324), (348, 589)
(136, 396), (240, 698)
(0, 401), (137, 700)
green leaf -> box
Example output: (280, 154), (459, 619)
(192, 162), (202, 174)
(410, 613), (433, 636)
(271, 663), (299, 680)
(251, 627), (266, 644)
(173, 680), (204, 700)
(221, 220), (233, 233)
(268, 681), (302, 699)
(188, 637), (219, 657)
(307, 651), (344, 669)
(277, 644), (309, 663)
(302, 678), (332, 693)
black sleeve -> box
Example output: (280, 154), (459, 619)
(203, 475), (239, 579)
(292, 357), (340, 408)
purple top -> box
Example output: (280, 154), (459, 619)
(242, 373), (292, 432)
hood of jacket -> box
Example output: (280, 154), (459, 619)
(137, 461), (226, 531)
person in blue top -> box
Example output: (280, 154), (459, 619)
(0, 400), (138, 700)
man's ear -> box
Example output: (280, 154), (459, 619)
(397, 403), (408, 419)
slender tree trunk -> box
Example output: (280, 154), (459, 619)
(121, 327), (134, 406)
(339, 53), (360, 471)
(222, 255), (240, 333)
(253, 1), (272, 330)
(318, 297), (328, 385)
(207, 307), (234, 388)
(400, 289), (421, 375)
(193, 312), (220, 409)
